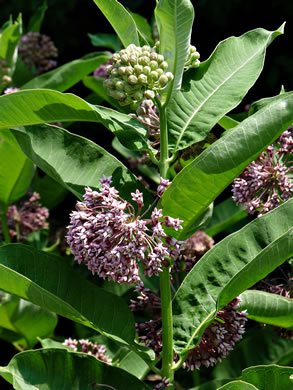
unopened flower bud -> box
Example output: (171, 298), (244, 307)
(160, 61), (168, 71)
(139, 56), (150, 66)
(159, 74), (169, 85)
(128, 75), (138, 85)
(143, 66), (151, 75)
(134, 64), (143, 74)
(150, 60), (158, 70)
(138, 74), (148, 85)
(144, 90), (155, 99)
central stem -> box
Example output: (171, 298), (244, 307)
(0, 205), (11, 244)
(157, 99), (174, 387)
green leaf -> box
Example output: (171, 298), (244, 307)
(0, 14), (22, 74)
(167, 25), (285, 152)
(10, 124), (152, 204)
(0, 244), (135, 346)
(0, 348), (150, 389)
(190, 379), (232, 390)
(20, 52), (111, 92)
(248, 91), (293, 116)
(161, 92), (293, 240)
(128, 11), (154, 46)
(218, 115), (240, 130)
(27, 1), (47, 33)
(239, 290), (293, 328)
(155, 0), (194, 103)
(0, 129), (34, 207)
(92, 0), (140, 47)
(205, 197), (248, 237)
(172, 199), (293, 354)
(0, 89), (151, 152)
(0, 292), (57, 348)
(218, 381), (258, 390)
(240, 365), (293, 390)
(212, 326), (293, 380)
(88, 32), (121, 51)
(33, 173), (68, 209)
(119, 350), (150, 379)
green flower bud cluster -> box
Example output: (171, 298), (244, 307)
(0, 58), (12, 88)
(184, 45), (200, 71)
(103, 44), (174, 106)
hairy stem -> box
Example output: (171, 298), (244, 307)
(157, 99), (174, 387)
(0, 206), (11, 244)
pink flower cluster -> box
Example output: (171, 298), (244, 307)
(0, 192), (49, 242)
(135, 295), (247, 370)
(63, 338), (112, 364)
(66, 177), (182, 286)
(232, 128), (293, 216)
(19, 32), (58, 74)
(182, 298), (247, 370)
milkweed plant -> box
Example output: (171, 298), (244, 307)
(0, 0), (292, 389)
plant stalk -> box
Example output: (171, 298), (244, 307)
(157, 99), (174, 387)
(0, 206), (11, 244)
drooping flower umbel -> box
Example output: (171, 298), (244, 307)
(66, 176), (183, 286)
(19, 32), (58, 74)
(135, 295), (247, 369)
(232, 128), (293, 216)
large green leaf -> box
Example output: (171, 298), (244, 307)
(218, 381), (258, 390)
(0, 292), (57, 348)
(21, 53), (111, 92)
(0, 89), (151, 152)
(0, 348), (150, 389)
(155, 0), (194, 103)
(160, 92), (293, 240)
(172, 199), (293, 354)
(10, 124), (152, 204)
(239, 365), (293, 390)
(167, 25), (284, 152)
(0, 129), (34, 208)
(0, 244), (135, 346)
(212, 326), (293, 380)
(92, 0), (140, 47)
(239, 290), (293, 328)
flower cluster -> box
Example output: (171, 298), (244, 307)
(232, 128), (293, 216)
(19, 32), (58, 74)
(66, 176), (182, 286)
(0, 192), (49, 242)
(135, 296), (247, 369)
(103, 44), (173, 105)
(63, 338), (112, 364)
(182, 298), (248, 370)
(129, 99), (160, 138)
(184, 45), (200, 71)
(0, 58), (12, 89)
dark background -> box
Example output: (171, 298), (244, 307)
(0, 0), (292, 107)
(0, 0), (292, 385)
